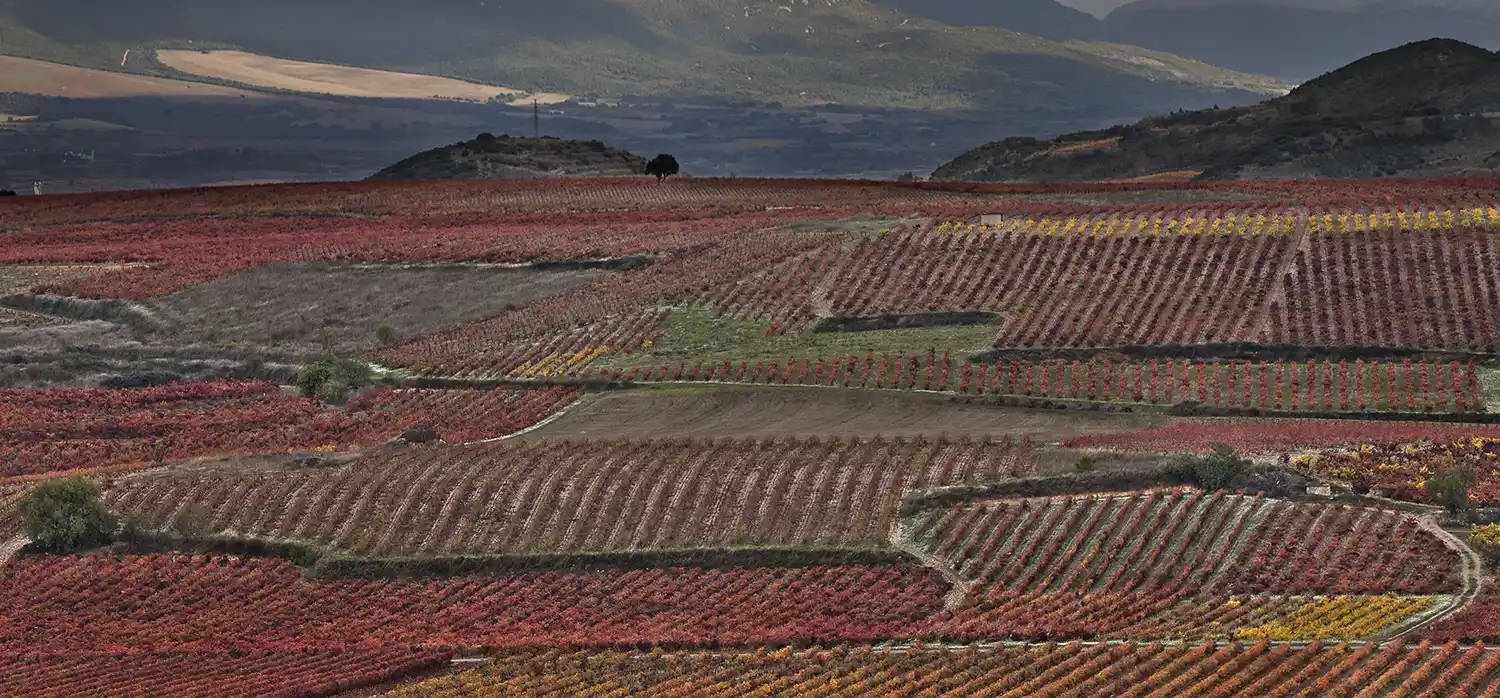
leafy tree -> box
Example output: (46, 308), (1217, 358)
(646, 154), (680, 181)
(375, 324), (398, 346)
(19, 477), (118, 553)
(1427, 467), (1476, 518)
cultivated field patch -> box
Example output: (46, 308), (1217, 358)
(524, 385), (1159, 442)
(104, 435), (1035, 556)
(0, 55), (266, 99)
(139, 262), (608, 358)
(380, 642), (1500, 697)
(156, 50), (534, 102)
(0, 381), (578, 480)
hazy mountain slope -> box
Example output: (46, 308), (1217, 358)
(369, 135), (647, 181)
(0, 0), (1286, 115)
(1102, 0), (1500, 80)
(933, 39), (1500, 182)
(872, 0), (1103, 41)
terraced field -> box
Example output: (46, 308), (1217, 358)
(3, 177), (1500, 696)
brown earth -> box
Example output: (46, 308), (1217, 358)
(522, 385), (1162, 442)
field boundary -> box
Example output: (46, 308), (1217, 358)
(108, 533), (919, 578)
(386, 376), (1500, 423)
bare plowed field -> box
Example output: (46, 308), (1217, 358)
(523, 385), (1160, 441)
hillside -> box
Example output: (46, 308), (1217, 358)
(933, 39), (1500, 182)
(368, 134), (647, 181)
(894, 0), (1500, 81)
(873, 0), (1103, 41)
(0, 0), (1286, 115)
(1102, 0), (1500, 80)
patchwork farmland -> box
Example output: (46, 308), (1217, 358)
(4, 176), (1500, 696)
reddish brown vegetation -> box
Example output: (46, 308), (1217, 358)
(0, 382), (578, 480)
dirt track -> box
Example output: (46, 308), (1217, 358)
(522, 385), (1161, 442)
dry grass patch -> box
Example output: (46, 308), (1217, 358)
(0, 56), (262, 99)
(157, 50), (545, 102)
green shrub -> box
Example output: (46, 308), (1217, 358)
(315, 378), (352, 406)
(19, 477), (118, 553)
(296, 358), (371, 403)
(1173, 443), (1248, 491)
(170, 503), (213, 538)
(295, 360), (339, 399)
(375, 324), (398, 346)
(1427, 467), (1476, 518)
(1075, 455), (1097, 473)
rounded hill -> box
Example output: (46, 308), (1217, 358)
(368, 134), (647, 180)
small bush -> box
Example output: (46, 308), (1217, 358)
(296, 358), (370, 403)
(315, 378), (351, 406)
(295, 360), (338, 399)
(1471, 523), (1500, 568)
(19, 477), (118, 553)
(375, 324), (398, 346)
(1427, 467), (1476, 519)
(171, 503), (213, 538)
(1172, 443), (1249, 490)
(119, 512), (152, 542)
(1075, 455), (1097, 473)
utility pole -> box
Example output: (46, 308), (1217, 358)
(533, 99), (539, 138)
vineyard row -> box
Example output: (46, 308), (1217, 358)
(0, 383), (580, 479)
(103, 436), (1037, 557)
(594, 355), (1486, 415)
(377, 641), (1500, 698)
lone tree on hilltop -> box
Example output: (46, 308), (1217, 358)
(646, 154), (680, 181)
(19, 476), (118, 553)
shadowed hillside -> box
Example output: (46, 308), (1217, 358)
(0, 0), (1284, 114)
(934, 39), (1500, 181)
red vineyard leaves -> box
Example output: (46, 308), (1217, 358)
(1310, 438), (1500, 504)
(0, 649), (450, 698)
(0, 210), (820, 299)
(605, 355), (1485, 414)
(913, 490), (1461, 599)
(7, 176), (1499, 227)
(1425, 597), (1500, 643)
(0, 382), (579, 479)
(1064, 419), (1500, 455)
(379, 640), (1500, 697)
(0, 554), (949, 652)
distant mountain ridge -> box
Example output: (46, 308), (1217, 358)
(0, 0), (1286, 118)
(885, 0), (1500, 80)
(369, 135), (647, 181)
(933, 39), (1500, 182)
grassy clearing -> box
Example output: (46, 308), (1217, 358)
(603, 307), (998, 367)
(1482, 367), (1500, 413)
